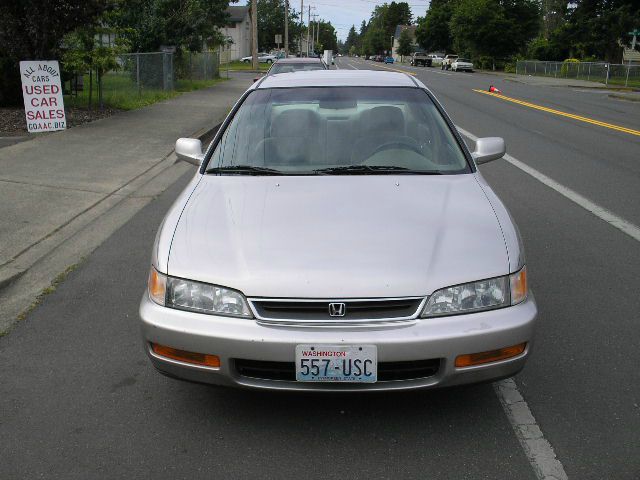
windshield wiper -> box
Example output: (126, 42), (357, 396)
(206, 165), (283, 175)
(314, 165), (443, 175)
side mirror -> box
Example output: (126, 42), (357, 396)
(472, 137), (505, 165)
(175, 138), (204, 166)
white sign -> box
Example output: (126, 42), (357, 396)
(275, 34), (282, 44)
(20, 60), (67, 133)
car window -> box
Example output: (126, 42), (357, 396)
(208, 87), (470, 175)
(270, 63), (325, 74)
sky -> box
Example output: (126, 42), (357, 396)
(291, 1), (431, 41)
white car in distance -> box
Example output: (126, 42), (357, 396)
(241, 53), (277, 64)
(452, 58), (474, 72)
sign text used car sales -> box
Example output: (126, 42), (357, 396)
(20, 61), (67, 133)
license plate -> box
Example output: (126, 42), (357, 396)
(295, 345), (377, 383)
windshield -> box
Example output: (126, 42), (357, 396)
(207, 87), (470, 175)
(458, 59), (471, 63)
(269, 62), (325, 74)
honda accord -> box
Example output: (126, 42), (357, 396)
(140, 70), (536, 391)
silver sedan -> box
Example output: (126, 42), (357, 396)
(140, 70), (536, 391)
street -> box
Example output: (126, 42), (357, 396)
(1, 59), (639, 480)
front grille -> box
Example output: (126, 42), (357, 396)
(250, 298), (423, 321)
(234, 358), (440, 382)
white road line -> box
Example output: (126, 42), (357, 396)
(336, 67), (572, 478)
(494, 380), (568, 480)
(457, 126), (640, 243)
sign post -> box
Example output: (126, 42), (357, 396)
(20, 60), (66, 133)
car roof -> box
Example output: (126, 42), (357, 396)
(274, 57), (323, 64)
(255, 70), (421, 89)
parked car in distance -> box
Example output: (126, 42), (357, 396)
(241, 52), (277, 64)
(266, 57), (327, 75)
(452, 58), (474, 72)
(141, 70), (536, 392)
(384, 56), (394, 64)
(410, 52), (432, 67)
(441, 54), (459, 70)
(427, 54), (444, 66)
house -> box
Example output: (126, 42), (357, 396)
(622, 46), (640, 64)
(391, 25), (418, 61)
(219, 6), (251, 61)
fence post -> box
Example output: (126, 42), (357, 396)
(625, 63), (631, 87)
(605, 64), (609, 85)
(588, 63), (591, 81)
(515, 61), (518, 75)
(136, 54), (141, 97)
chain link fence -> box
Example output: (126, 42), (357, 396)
(515, 60), (640, 87)
(66, 51), (221, 109)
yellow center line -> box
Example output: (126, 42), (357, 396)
(373, 62), (416, 76)
(473, 89), (640, 137)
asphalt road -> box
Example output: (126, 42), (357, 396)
(1, 59), (639, 479)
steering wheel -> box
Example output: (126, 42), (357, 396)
(365, 140), (423, 160)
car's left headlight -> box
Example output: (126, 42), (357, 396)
(147, 267), (252, 318)
(421, 267), (527, 317)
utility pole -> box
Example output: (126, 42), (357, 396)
(251, 0), (258, 70)
(300, 0), (303, 56)
(284, 0), (289, 57)
(312, 13), (319, 53)
(307, 5), (311, 57)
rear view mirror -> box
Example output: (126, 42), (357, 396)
(175, 138), (204, 166)
(472, 137), (505, 165)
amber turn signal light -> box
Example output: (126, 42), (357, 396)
(455, 343), (526, 368)
(151, 343), (221, 368)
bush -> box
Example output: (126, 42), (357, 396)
(503, 62), (516, 73)
(560, 58), (580, 76)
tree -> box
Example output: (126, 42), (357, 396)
(316, 20), (338, 52)
(344, 25), (358, 53)
(111, 0), (231, 53)
(242, 0), (303, 52)
(415, 0), (455, 53)
(385, 2), (412, 36)
(0, 0), (108, 106)
(450, 0), (540, 60)
(553, 0), (640, 62)
(397, 28), (414, 60)
(62, 26), (130, 109)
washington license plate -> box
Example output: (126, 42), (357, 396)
(295, 345), (377, 383)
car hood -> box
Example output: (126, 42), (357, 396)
(167, 174), (508, 298)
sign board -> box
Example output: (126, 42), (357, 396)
(275, 34), (282, 44)
(20, 61), (66, 133)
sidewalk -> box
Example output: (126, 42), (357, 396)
(0, 73), (252, 325)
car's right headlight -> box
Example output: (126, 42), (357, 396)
(147, 267), (252, 318)
(421, 267), (527, 318)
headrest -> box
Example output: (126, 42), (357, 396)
(271, 109), (319, 137)
(360, 106), (404, 135)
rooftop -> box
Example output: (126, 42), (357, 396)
(255, 70), (419, 89)
(274, 57), (325, 64)
(226, 6), (249, 23)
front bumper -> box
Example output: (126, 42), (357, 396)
(139, 294), (537, 392)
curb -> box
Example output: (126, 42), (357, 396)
(0, 121), (222, 295)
